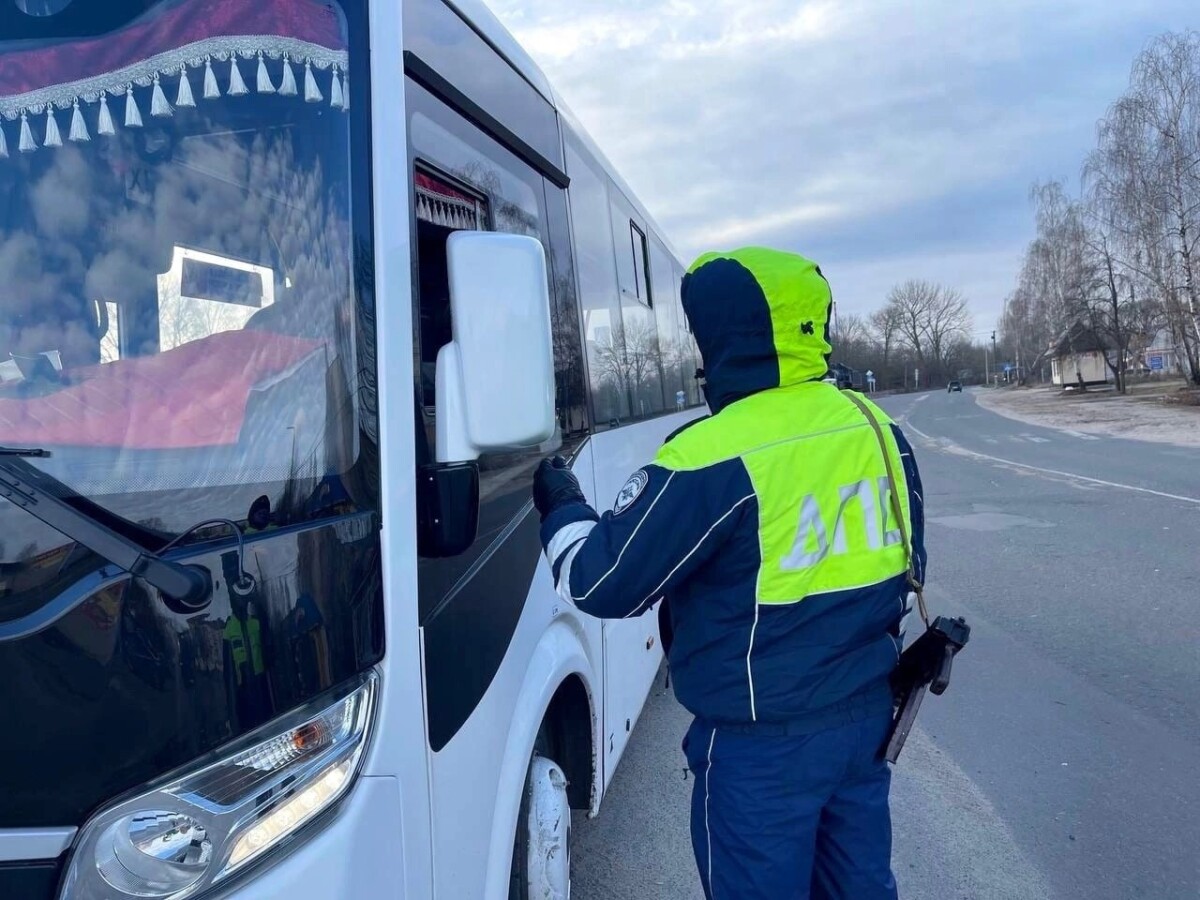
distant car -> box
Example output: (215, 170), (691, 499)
(948, 381), (963, 393)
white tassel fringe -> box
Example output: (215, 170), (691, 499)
(229, 56), (249, 96)
(151, 75), (172, 117)
(0, 52), (354, 159)
(330, 67), (344, 109)
(257, 53), (276, 93)
(204, 57), (220, 99)
(19, 113), (36, 152)
(280, 56), (298, 96)
(125, 86), (143, 127)
(304, 61), (323, 103)
(176, 64), (196, 107)
(98, 93), (116, 136)
(44, 108), (63, 147)
(69, 100), (90, 142)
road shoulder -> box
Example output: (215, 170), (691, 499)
(974, 386), (1200, 448)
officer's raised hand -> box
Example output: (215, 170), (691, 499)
(533, 456), (587, 520)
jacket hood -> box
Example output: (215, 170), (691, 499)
(682, 247), (833, 412)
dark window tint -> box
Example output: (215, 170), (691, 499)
(544, 183), (590, 439)
(407, 79), (585, 578)
(408, 76), (589, 752)
(675, 260), (703, 405)
(609, 194), (650, 309)
(403, 0), (562, 174)
(631, 223), (651, 307)
(566, 136), (627, 427)
(0, 0), (374, 618)
(609, 194), (666, 418)
(413, 167), (489, 410)
(650, 237), (697, 411)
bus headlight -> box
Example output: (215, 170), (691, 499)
(60, 672), (377, 900)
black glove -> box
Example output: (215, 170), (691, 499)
(533, 456), (587, 519)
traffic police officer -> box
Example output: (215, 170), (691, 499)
(533, 247), (927, 899)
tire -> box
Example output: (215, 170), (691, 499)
(509, 726), (572, 900)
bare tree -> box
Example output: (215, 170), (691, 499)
(869, 304), (902, 380)
(1130, 33), (1200, 347)
(591, 315), (664, 420)
(1018, 181), (1103, 387)
(887, 280), (936, 374)
(925, 286), (972, 378)
(1005, 246), (1053, 379)
(1000, 280), (1052, 384)
(1082, 32), (1200, 382)
(833, 311), (870, 346)
(882, 280), (972, 383)
(831, 312), (875, 373)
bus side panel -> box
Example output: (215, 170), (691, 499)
(589, 412), (702, 786)
(362, 3), (434, 900)
(479, 618), (601, 897)
(425, 443), (603, 900)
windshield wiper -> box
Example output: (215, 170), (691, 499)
(0, 446), (50, 458)
(0, 447), (211, 606)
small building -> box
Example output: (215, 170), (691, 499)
(1048, 324), (1114, 388)
(1141, 329), (1186, 376)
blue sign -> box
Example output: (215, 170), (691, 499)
(1003, 363), (1013, 373)
(1149, 355), (1164, 371)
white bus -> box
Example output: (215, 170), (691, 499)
(0, 0), (704, 898)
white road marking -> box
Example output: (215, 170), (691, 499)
(1063, 430), (1101, 441)
(1019, 434), (1051, 444)
(902, 420), (1200, 507)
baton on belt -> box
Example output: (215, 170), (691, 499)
(843, 391), (971, 763)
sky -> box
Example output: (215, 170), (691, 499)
(482, 0), (1195, 334)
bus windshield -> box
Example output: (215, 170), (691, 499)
(0, 0), (366, 615)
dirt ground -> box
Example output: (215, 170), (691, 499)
(974, 382), (1200, 448)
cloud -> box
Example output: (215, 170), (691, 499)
(484, 0), (1196, 328)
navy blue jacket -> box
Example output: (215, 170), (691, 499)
(541, 248), (926, 728)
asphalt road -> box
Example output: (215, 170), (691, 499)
(571, 388), (1200, 900)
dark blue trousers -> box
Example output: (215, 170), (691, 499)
(683, 712), (897, 900)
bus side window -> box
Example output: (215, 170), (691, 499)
(566, 137), (627, 428)
(407, 88), (564, 571)
(630, 222), (651, 307)
(609, 191), (666, 419)
(650, 237), (692, 410)
(413, 168), (489, 413)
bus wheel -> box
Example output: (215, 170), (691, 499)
(510, 735), (571, 899)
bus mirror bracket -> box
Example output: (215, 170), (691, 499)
(417, 461), (479, 558)
(435, 232), (556, 464)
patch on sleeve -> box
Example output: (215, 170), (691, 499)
(612, 469), (650, 516)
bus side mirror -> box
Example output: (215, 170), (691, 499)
(435, 232), (556, 464)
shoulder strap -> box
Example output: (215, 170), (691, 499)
(843, 391), (929, 628)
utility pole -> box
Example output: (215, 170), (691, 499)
(991, 330), (997, 385)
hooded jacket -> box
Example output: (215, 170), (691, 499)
(541, 247), (926, 728)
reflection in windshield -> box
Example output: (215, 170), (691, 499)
(158, 246), (276, 352)
(0, 0), (369, 612)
